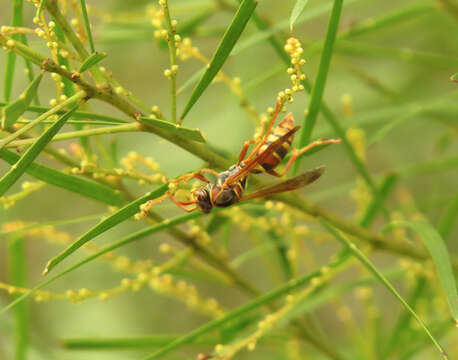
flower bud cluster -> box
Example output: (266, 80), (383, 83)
(0, 181), (44, 209)
(177, 37), (201, 62)
(276, 37), (307, 105)
(150, 274), (225, 318)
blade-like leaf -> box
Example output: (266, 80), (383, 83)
(0, 104), (78, 196)
(384, 221), (458, 324)
(180, 0), (257, 120)
(4, 0), (24, 103)
(78, 52), (107, 73)
(177, 67), (205, 94)
(79, 0), (95, 53)
(138, 116), (205, 143)
(290, 0), (309, 31)
(295, 0), (344, 172)
(323, 221), (449, 359)
(43, 184), (169, 274)
(0, 211), (202, 316)
(140, 251), (350, 360)
(0, 149), (124, 206)
(1, 72), (43, 129)
(61, 334), (218, 349)
(8, 234), (28, 360)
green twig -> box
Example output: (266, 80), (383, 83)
(4, 0), (23, 102)
(161, 0), (178, 123)
(8, 234), (28, 360)
(4, 123), (141, 149)
(79, 0), (95, 53)
(0, 91), (86, 149)
(295, 0), (344, 158)
(322, 221), (449, 359)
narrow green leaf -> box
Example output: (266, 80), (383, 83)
(0, 212), (202, 316)
(384, 277), (427, 358)
(177, 67), (206, 94)
(4, 0), (24, 103)
(43, 184), (169, 274)
(8, 234), (28, 360)
(79, 0), (95, 53)
(138, 116), (205, 143)
(0, 91), (86, 150)
(0, 102), (128, 123)
(140, 251), (349, 360)
(384, 221), (458, 324)
(78, 52), (107, 73)
(232, 0), (355, 56)
(450, 73), (458, 83)
(53, 23), (75, 98)
(290, 0), (309, 31)
(358, 173), (397, 227)
(180, 0), (257, 120)
(1, 72), (43, 129)
(295, 0), (344, 171)
(0, 104), (78, 196)
(323, 221), (449, 358)
(0, 149), (124, 206)
(438, 191), (458, 241)
(61, 334), (218, 349)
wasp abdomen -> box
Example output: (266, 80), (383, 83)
(251, 113), (295, 173)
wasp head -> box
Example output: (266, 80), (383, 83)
(193, 187), (212, 213)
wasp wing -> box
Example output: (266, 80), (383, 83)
(224, 126), (300, 186)
(240, 166), (325, 202)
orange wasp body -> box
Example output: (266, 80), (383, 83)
(170, 104), (340, 213)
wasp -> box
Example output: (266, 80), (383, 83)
(169, 103), (340, 213)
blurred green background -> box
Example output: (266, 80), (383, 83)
(0, 0), (457, 359)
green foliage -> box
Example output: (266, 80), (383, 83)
(0, 1), (456, 360)
(78, 52), (107, 73)
(1, 72), (43, 129)
(289, 0), (310, 31)
(384, 221), (458, 323)
(180, 0), (257, 120)
(0, 104), (78, 195)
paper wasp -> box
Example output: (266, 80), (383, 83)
(169, 103), (340, 213)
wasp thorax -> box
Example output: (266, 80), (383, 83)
(193, 188), (212, 213)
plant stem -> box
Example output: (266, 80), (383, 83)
(45, 0), (105, 83)
(8, 234), (28, 360)
(162, 0), (178, 124)
(5, 123), (141, 149)
(296, 0), (343, 154)
(0, 91), (86, 150)
(0, 16), (434, 265)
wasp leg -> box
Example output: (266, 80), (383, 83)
(172, 172), (210, 185)
(244, 102), (282, 162)
(267, 169), (282, 177)
(237, 121), (266, 164)
(200, 168), (219, 177)
(277, 138), (341, 177)
(237, 139), (256, 164)
(169, 195), (198, 212)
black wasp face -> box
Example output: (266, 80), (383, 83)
(193, 188), (213, 213)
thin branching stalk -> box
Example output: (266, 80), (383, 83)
(161, 0), (178, 124)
